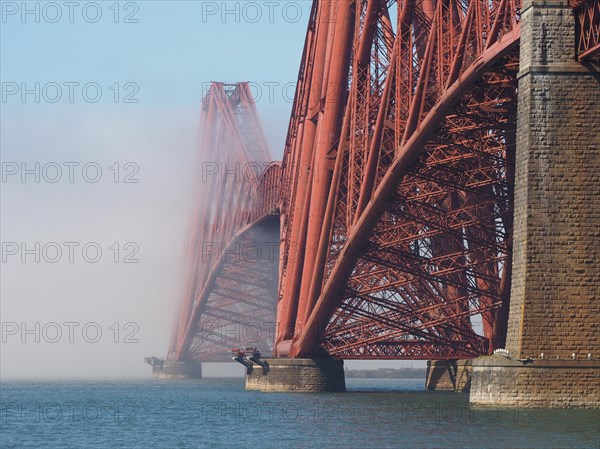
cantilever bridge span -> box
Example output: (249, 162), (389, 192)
(162, 0), (599, 405)
(168, 82), (282, 364)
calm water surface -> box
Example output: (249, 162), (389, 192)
(1, 378), (598, 448)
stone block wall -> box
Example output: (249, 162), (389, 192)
(152, 360), (203, 379)
(471, 357), (600, 408)
(471, 0), (599, 408)
(425, 360), (472, 392)
(245, 358), (346, 392)
(505, 0), (600, 360)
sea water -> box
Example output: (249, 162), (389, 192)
(1, 378), (598, 448)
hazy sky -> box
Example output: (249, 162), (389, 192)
(1, 1), (423, 378)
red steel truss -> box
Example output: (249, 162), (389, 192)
(276, 0), (521, 360)
(169, 82), (281, 362)
(573, 0), (600, 61)
(169, 0), (596, 364)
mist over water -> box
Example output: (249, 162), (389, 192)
(0, 3), (300, 379)
(1, 107), (200, 378)
(0, 0), (427, 380)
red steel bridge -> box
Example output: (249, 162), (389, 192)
(167, 0), (600, 365)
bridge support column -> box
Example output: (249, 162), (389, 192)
(471, 357), (600, 408)
(245, 358), (345, 392)
(470, 0), (600, 408)
(425, 360), (472, 392)
(151, 361), (202, 379)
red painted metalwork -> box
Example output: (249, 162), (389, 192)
(170, 0), (593, 364)
(169, 82), (281, 362)
(276, 0), (521, 360)
(573, 0), (600, 61)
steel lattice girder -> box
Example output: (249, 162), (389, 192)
(169, 83), (281, 362)
(276, 0), (522, 360)
(572, 0), (600, 61)
(187, 218), (280, 362)
(170, 0), (590, 363)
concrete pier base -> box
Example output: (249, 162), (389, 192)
(425, 360), (472, 392)
(245, 358), (346, 392)
(470, 356), (600, 408)
(151, 361), (202, 379)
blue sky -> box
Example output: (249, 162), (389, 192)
(1, 1), (313, 153)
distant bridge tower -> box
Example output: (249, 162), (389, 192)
(151, 82), (282, 379)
